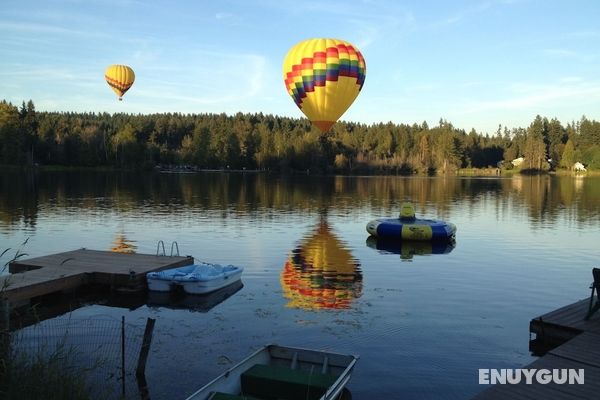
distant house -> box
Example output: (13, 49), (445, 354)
(511, 157), (524, 167)
(574, 162), (587, 172)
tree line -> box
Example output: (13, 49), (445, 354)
(1, 99), (599, 173)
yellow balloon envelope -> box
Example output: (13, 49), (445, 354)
(283, 38), (366, 133)
(105, 65), (135, 100)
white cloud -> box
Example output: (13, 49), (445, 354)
(0, 20), (110, 38)
(430, 1), (492, 28)
(353, 12), (415, 49)
(215, 12), (233, 20)
(253, 0), (415, 49)
(0, 65), (96, 82)
(542, 48), (597, 63)
(214, 11), (243, 26)
(127, 52), (267, 107)
(461, 81), (600, 113)
(569, 30), (600, 39)
(543, 48), (577, 58)
(559, 77), (583, 83)
(429, 0), (523, 29)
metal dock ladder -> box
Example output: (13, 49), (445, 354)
(156, 240), (180, 257)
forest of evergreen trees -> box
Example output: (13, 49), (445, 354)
(1, 99), (599, 174)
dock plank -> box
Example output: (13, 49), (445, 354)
(2, 249), (193, 306)
(549, 332), (600, 368)
(531, 298), (600, 337)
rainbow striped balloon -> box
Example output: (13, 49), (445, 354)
(283, 38), (366, 133)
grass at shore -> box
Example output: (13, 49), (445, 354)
(1, 248), (95, 400)
(2, 163), (599, 176)
(1, 342), (93, 400)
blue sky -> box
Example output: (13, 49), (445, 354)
(1, 0), (599, 134)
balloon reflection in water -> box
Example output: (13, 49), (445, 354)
(110, 231), (137, 254)
(281, 220), (362, 310)
(366, 236), (455, 261)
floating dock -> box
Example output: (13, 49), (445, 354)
(473, 297), (600, 399)
(1, 249), (193, 307)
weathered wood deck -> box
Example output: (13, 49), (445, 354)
(1, 249), (193, 306)
(530, 298), (600, 341)
(473, 297), (600, 399)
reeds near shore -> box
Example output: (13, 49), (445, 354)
(0, 247), (95, 400)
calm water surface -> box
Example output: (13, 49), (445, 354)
(1, 171), (599, 399)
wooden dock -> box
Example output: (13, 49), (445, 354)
(1, 249), (193, 307)
(473, 297), (600, 399)
(530, 298), (600, 343)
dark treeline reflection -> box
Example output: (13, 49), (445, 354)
(1, 171), (599, 230)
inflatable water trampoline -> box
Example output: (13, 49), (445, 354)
(366, 202), (456, 241)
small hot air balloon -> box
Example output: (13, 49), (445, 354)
(283, 38), (366, 133)
(105, 65), (135, 101)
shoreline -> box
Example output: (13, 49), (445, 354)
(2, 164), (599, 177)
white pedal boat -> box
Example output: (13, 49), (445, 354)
(147, 263), (243, 295)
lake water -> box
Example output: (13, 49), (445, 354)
(1, 171), (599, 399)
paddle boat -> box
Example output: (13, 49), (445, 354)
(146, 264), (197, 292)
(146, 262), (243, 295)
(185, 344), (358, 400)
(366, 202), (456, 241)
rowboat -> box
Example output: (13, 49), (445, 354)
(185, 344), (358, 400)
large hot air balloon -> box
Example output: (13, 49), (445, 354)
(283, 38), (366, 133)
(104, 65), (135, 101)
